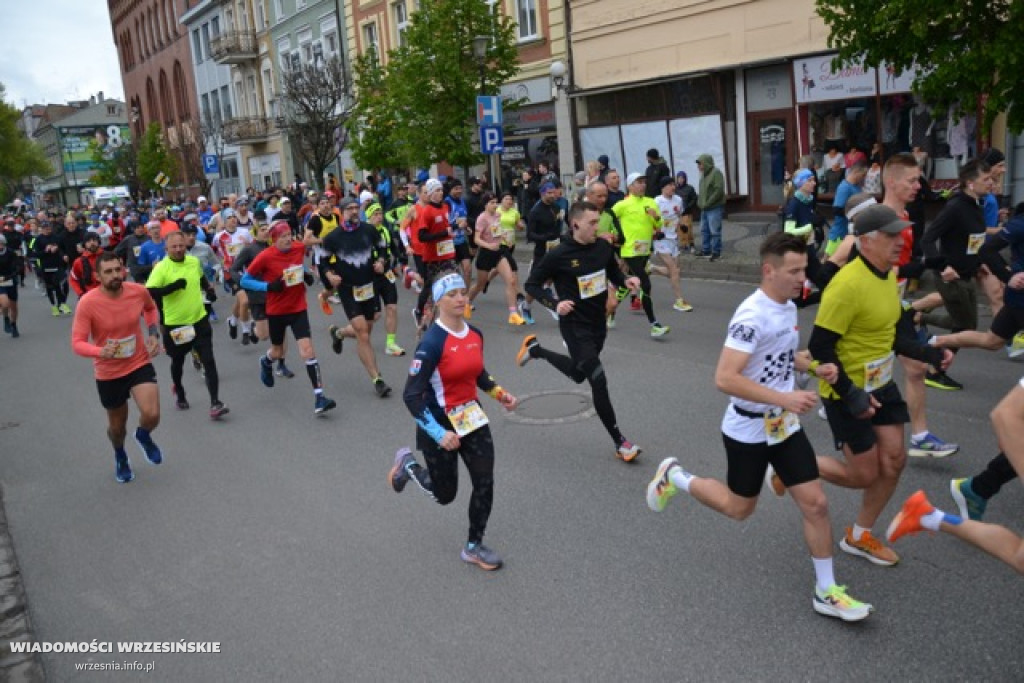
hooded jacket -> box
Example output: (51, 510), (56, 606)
(644, 157), (671, 198)
(697, 154), (725, 210)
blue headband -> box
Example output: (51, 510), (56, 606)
(432, 273), (467, 302)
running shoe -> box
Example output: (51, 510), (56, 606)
(209, 310), (218, 322)
(886, 490), (934, 543)
(328, 325), (344, 355)
(924, 371), (963, 391)
(765, 464), (785, 497)
(817, 405), (827, 420)
(259, 355), (275, 387)
(314, 394), (337, 415)
(388, 447), (415, 493)
(275, 362), (295, 378)
(813, 585), (873, 622)
(650, 323), (670, 338)
(508, 312), (526, 326)
(606, 314), (616, 329)
(516, 335), (539, 367)
(241, 330), (251, 346)
(374, 378), (392, 398)
(460, 542), (503, 571)
(615, 439), (641, 463)
(402, 267), (415, 289)
(839, 527), (899, 566)
(1009, 331), (1024, 359)
(115, 452), (134, 484)
(385, 342), (406, 356)
(134, 428), (162, 465)
(646, 457), (681, 512)
(228, 319), (238, 339)
(630, 297), (643, 312)
(50, 305), (59, 317)
(908, 432), (959, 458)
(209, 401), (230, 420)
(10, 324), (18, 338)
(950, 477), (987, 521)
(328, 294), (341, 305)
(411, 308), (423, 330)
(709, 254), (721, 262)
(59, 303), (72, 315)
(172, 385), (189, 410)
(673, 299), (694, 312)
(249, 330), (260, 345)
(318, 291), (334, 315)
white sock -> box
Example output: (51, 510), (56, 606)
(243, 321), (253, 333)
(227, 315), (237, 325)
(812, 557), (836, 592)
(851, 524), (870, 541)
(669, 468), (693, 493)
(912, 431), (929, 441)
(921, 508), (945, 531)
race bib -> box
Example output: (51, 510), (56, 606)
(966, 233), (986, 255)
(0, 279), (12, 287)
(546, 238), (560, 251)
(353, 282), (374, 302)
(633, 240), (651, 256)
(436, 239), (455, 257)
(169, 325), (196, 345)
(132, 246), (141, 257)
(385, 270), (397, 284)
(282, 264), (304, 287)
(764, 408), (799, 445)
(576, 270), (607, 299)
(447, 400), (489, 437)
(226, 243), (242, 258)
(107, 335), (136, 359)
(864, 352), (895, 392)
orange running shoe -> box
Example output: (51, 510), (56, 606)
(886, 490), (935, 543)
(318, 291), (334, 316)
(839, 527), (899, 566)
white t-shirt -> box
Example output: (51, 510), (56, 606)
(720, 288), (802, 444)
(655, 195), (682, 236)
(824, 151), (845, 170)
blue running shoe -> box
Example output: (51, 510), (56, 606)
(908, 432), (959, 458)
(260, 355), (275, 387)
(461, 542), (503, 571)
(388, 448), (416, 493)
(275, 361), (295, 378)
(314, 394), (336, 415)
(134, 428), (162, 465)
(115, 453), (134, 483)
(950, 478), (987, 521)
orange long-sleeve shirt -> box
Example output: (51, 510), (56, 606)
(71, 282), (160, 380)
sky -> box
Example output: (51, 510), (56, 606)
(0, 2), (125, 108)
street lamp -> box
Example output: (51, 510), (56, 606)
(549, 60), (567, 98)
(472, 35), (496, 192)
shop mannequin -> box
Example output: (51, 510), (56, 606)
(909, 96), (934, 154)
(824, 108), (847, 151)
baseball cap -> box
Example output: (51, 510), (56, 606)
(793, 169), (816, 187)
(625, 172), (644, 187)
(339, 197), (359, 209)
(359, 190), (374, 204)
(235, 198), (249, 207)
(279, 196), (292, 205)
(852, 204), (911, 236)
(424, 179), (443, 195)
(184, 213), (198, 223)
(181, 223), (198, 234)
(197, 195), (208, 203)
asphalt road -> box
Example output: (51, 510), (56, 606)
(1, 273), (1022, 682)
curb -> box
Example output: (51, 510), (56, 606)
(0, 484), (45, 682)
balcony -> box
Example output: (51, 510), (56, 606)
(209, 30), (258, 64)
(222, 117), (271, 144)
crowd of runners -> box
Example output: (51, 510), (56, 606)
(2, 152), (1023, 620)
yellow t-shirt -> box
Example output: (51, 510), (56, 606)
(146, 254), (206, 326)
(814, 256), (902, 399)
(611, 194), (661, 257)
(496, 207), (520, 247)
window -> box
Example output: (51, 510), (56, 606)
(222, 158), (240, 179)
(273, 0), (284, 22)
(201, 93), (211, 122)
(362, 22), (379, 57)
(255, 0), (266, 30)
(290, 51), (301, 72)
(516, 0), (538, 41)
(394, 1), (410, 47)
(192, 29), (203, 63)
(211, 89), (222, 121)
(201, 24), (211, 59)
(211, 16), (220, 37)
(322, 22), (338, 58)
(174, 61), (190, 120)
(312, 42), (323, 65)
(298, 28), (313, 62)
(107, 104), (117, 115)
(221, 85), (232, 119)
(248, 75), (259, 115)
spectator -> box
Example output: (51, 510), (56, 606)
(644, 148), (672, 199)
(696, 154), (725, 261)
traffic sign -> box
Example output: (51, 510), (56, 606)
(203, 154), (220, 175)
(480, 126), (504, 154)
(476, 96), (502, 126)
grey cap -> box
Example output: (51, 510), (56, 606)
(853, 204), (911, 236)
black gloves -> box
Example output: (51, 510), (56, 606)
(267, 278), (286, 293)
(169, 278), (188, 292)
(303, 271), (315, 286)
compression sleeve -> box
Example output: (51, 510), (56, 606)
(403, 340), (447, 444)
(240, 272), (268, 292)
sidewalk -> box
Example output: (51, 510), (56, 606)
(681, 214), (776, 284)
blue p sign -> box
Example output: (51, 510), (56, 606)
(481, 126), (504, 154)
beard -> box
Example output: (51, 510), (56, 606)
(103, 278), (123, 292)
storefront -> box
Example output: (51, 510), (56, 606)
(744, 64), (796, 210)
(498, 103), (558, 192)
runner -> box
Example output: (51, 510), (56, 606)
(69, 232), (103, 298)
(520, 181), (565, 323)
(113, 220), (151, 283)
(517, 201), (644, 461)
(808, 204), (952, 566)
(389, 272), (519, 570)
(444, 179), (474, 287)
(241, 222), (337, 416)
(135, 221), (166, 283)
(212, 209), (253, 343)
(0, 234), (20, 337)
(71, 251), (163, 483)
(651, 176), (693, 312)
(411, 179), (457, 330)
(302, 195), (342, 316)
(646, 231), (873, 621)
(146, 231), (229, 419)
(30, 221), (72, 314)
(232, 222), (293, 377)
(466, 192), (527, 325)
(365, 202), (406, 357)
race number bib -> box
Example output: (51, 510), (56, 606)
(447, 400), (489, 437)
(966, 233), (986, 255)
(864, 352), (895, 392)
(282, 264), (304, 287)
(169, 325), (196, 345)
(385, 270), (397, 284)
(633, 240), (651, 256)
(764, 408), (799, 445)
(133, 246), (142, 257)
(108, 335), (137, 359)
(576, 270), (607, 299)
(436, 239), (455, 257)
(546, 239), (560, 252)
(226, 243), (242, 258)
(353, 282), (374, 302)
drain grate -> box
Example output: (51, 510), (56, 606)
(506, 390), (595, 425)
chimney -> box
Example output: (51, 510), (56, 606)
(90, 95), (96, 105)
(98, 91), (104, 102)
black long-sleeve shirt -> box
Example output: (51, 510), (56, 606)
(921, 191), (987, 278)
(524, 236), (626, 326)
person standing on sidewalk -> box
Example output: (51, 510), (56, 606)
(696, 154), (726, 261)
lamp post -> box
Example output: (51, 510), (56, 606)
(472, 35), (496, 193)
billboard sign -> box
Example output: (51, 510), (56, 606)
(59, 124), (131, 177)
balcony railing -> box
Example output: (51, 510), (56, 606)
(209, 30), (258, 64)
(222, 117), (270, 144)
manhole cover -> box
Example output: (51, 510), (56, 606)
(507, 390), (594, 425)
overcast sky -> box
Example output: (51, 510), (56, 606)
(1, 2), (124, 107)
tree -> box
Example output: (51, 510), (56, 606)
(136, 121), (178, 195)
(0, 83), (52, 202)
(278, 55), (354, 189)
(178, 114), (222, 198)
(347, 50), (406, 171)
(815, 0), (1024, 133)
(88, 137), (139, 194)
(349, 0), (520, 169)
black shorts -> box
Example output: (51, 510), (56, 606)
(249, 302), (267, 321)
(375, 274), (398, 306)
(268, 310), (312, 346)
(339, 282), (382, 321)
(455, 242), (472, 262)
(722, 429), (819, 498)
(96, 363), (157, 410)
(559, 319), (606, 367)
(990, 305), (1024, 341)
(475, 247), (506, 272)
(0, 283), (16, 302)
(823, 381), (909, 454)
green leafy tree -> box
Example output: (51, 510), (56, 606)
(816, 0), (1024, 133)
(88, 137), (139, 195)
(347, 50), (406, 171)
(349, 0), (520, 169)
(136, 121), (177, 194)
(0, 83), (52, 202)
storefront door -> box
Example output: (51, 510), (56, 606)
(749, 112), (793, 211)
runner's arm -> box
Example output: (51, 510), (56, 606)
(523, 251), (560, 309)
(807, 325), (868, 413)
(70, 305), (102, 358)
(893, 308), (945, 366)
(403, 347), (447, 444)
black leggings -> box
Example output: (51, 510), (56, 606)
(971, 452), (1018, 500)
(42, 270), (68, 306)
(410, 426), (495, 544)
(163, 317), (220, 404)
(622, 256), (656, 323)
